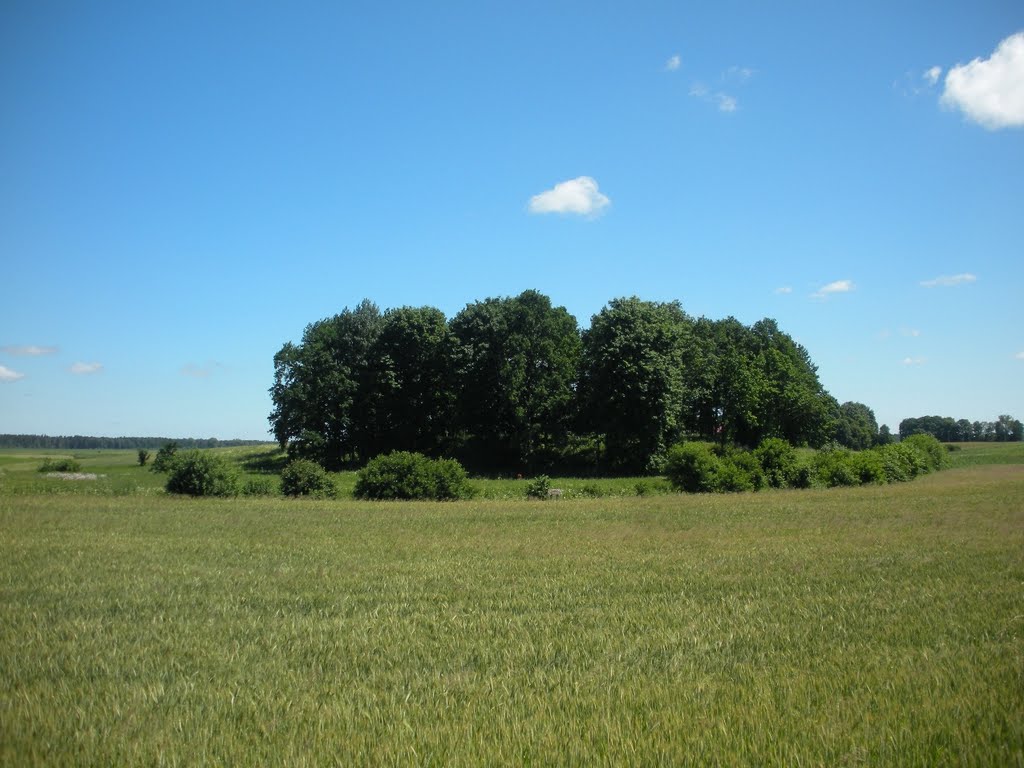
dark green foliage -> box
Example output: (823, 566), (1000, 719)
(877, 443), (926, 483)
(580, 297), (692, 473)
(786, 455), (816, 489)
(280, 459), (337, 498)
(901, 433), (948, 472)
(850, 450), (886, 485)
(723, 450), (765, 491)
(665, 442), (721, 493)
(452, 290), (582, 472)
(137, 449), (150, 466)
(754, 438), (798, 488)
(38, 458), (83, 473)
(164, 451), (238, 497)
(834, 401), (879, 450)
(899, 414), (1022, 442)
(151, 442), (179, 472)
(876, 424), (894, 446)
(354, 452), (474, 501)
(525, 475), (551, 499)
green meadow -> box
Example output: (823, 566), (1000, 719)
(1, 445), (1022, 765)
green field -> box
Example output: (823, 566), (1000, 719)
(1, 445), (1022, 764)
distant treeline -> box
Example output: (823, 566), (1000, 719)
(0, 435), (272, 450)
(899, 415), (1022, 442)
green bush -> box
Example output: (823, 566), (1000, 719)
(754, 438), (797, 489)
(723, 450), (765, 491)
(354, 452), (475, 501)
(877, 442), (926, 483)
(165, 451), (238, 497)
(152, 441), (179, 472)
(786, 454), (816, 489)
(851, 450), (886, 485)
(525, 475), (551, 499)
(137, 449), (150, 467)
(814, 449), (859, 487)
(716, 459), (755, 492)
(38, 458), (83, 473)
(901, 433), (948, 472)
(665, 442), (721, 493)
(280, 459), (337, 498)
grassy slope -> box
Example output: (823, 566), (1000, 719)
(1, 451), (1022, 765)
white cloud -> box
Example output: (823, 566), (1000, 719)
(0, 365), (25, 382)
(812, 279), (855, 299)
(689, 82), (708, 98)
(941, 31), (1024, 129)
(2, 345), (57, 356)
(528, 176), (610, 217)
(902, 356), (927, 366)
(1016, 351), (1024, 360)
(725, 66), (754, 82)
(70, 362), (103, 375)
(920, 273), (977, 287)
(717, 94), (738, 112)
(665, 54), (681, 72)
(924, 66), (942, 86)
(774, 286), (793, 295)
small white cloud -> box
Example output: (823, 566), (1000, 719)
(2, 345), (57, 356)
(812, 279), (855, 299)
(902, 356), (927, 366)
(774, 286), (793, 295)
(689, 82), (708, 98)
(725, 66), (754, 82)
(0, 365), (25, 382)
(70, 362), (103, 375)
(665, 54), (681, 72)
(924, 66), (942, 86)
(528, 176), (610, 217)
(1015, 351), (1024, 360)
(920, 273), (977, 287)
(941, 31), (1024, 129)
(717, 93), (738, 112)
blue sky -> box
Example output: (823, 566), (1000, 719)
(1, 1), (1022, 439)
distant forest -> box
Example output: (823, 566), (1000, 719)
(0, 435), (272, 450)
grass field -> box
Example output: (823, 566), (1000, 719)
(1, 445), (1023, 764)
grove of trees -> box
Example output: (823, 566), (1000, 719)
(899, 414), (1023, 442)
(270, 292), (844, 473)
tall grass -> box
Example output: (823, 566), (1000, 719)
(2, 462), (1022, 765)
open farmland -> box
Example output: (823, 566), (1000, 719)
(1, 446), (1022, 765)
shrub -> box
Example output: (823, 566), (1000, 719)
(901, 433), (948, 472)
(814, 449), (859, 487)
(280, 459), (337, 498)
(165, 450), (238, 497)
(850, 450), (886, 485)
(716, 459), (755, 492)
(877, 442), (926, 483)
(152, 441), (179, 472)
(38, 458), (83, 473)
(354, 452), (474, 501)
(137, 449), (150, 467)
(723, 450), (765, 491)
(754, 438), (798, 489)
(665, 442), (721, 493)
(525, 475), (551, 499)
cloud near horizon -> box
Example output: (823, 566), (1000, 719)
(920, 273), (976, 287)
(70, 362), (103, 375)
(2, 345), (58, 356)
(812, 279), (855, 299)
(528, 176), (610, 217)
(941, 31), (1024, 129)
(0, 365), (25, 382)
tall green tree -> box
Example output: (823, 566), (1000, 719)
(834, 401), (879, 450)
(580, 297), (693, 473)
(365, 306), (459, 457)
(268, 300), (382, 468)
(451, 290), (581, 471)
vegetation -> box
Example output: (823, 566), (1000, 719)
(137, 449), (150, 466)
(271, 293), (839, 474)
(1, 452), (1021, 764)
(0, 434), (270, 449)
(353, 451), (475, 501)
(36, 458), (83, 473)
(164, 450), (239, 497)
(151, 441), (179, 472)
(280, 459), (337, 498)
(900, 413), (1023, 442)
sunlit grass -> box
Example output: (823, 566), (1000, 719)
(1, 459), (1022, 765)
